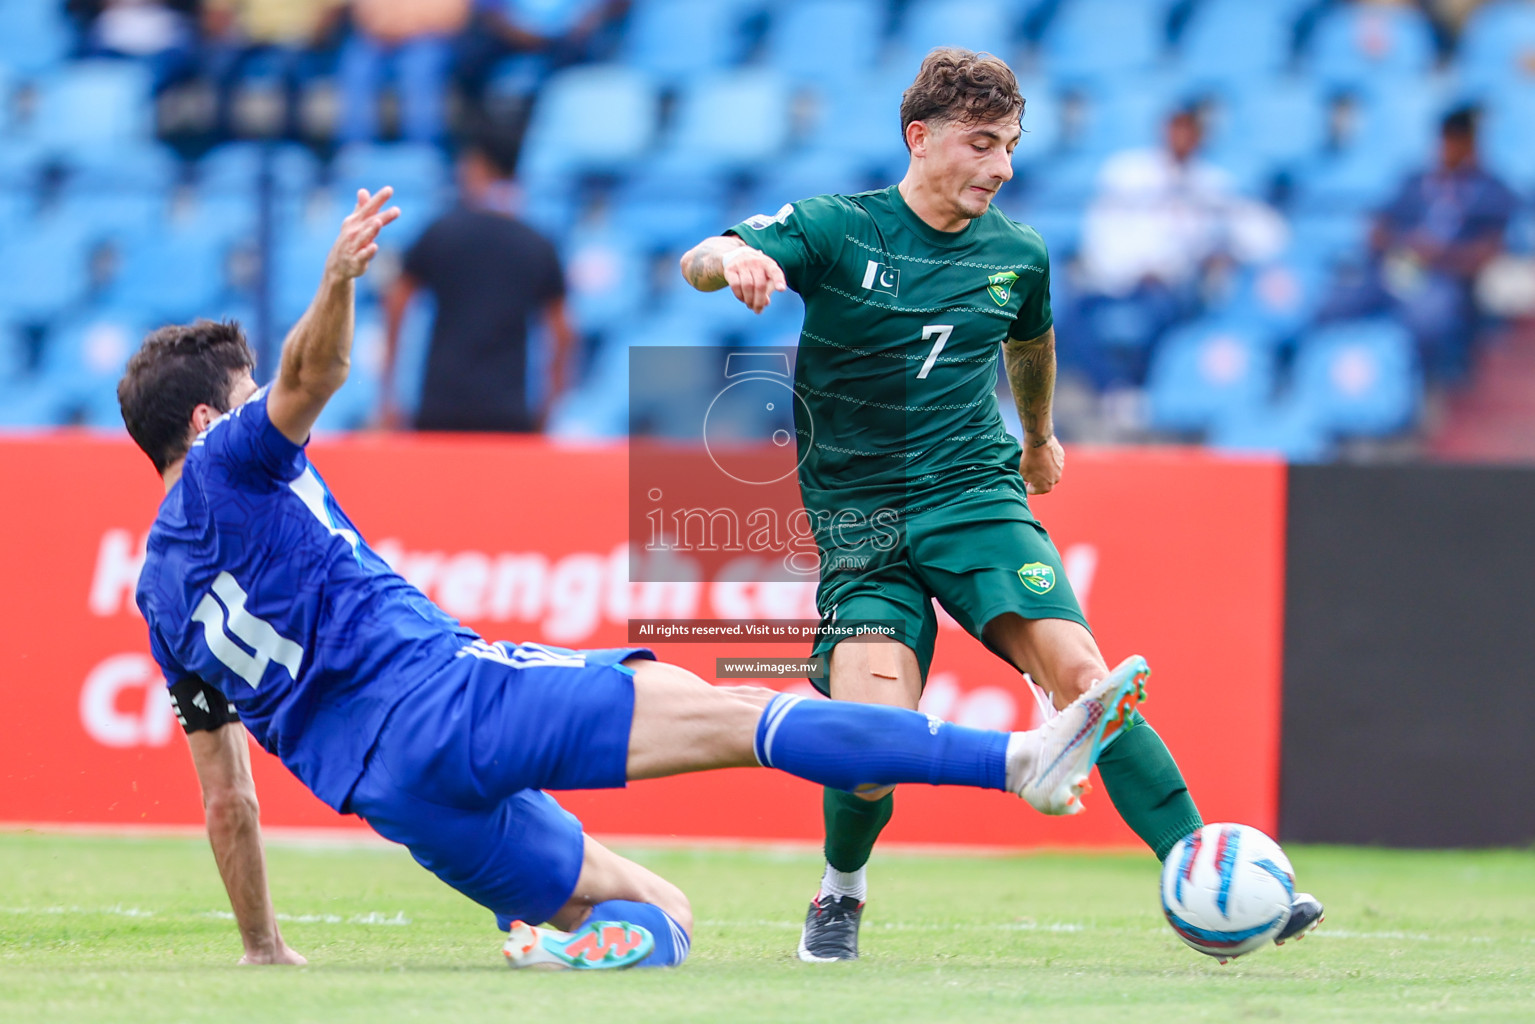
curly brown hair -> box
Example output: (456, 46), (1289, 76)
(899, 47), (1024, 152)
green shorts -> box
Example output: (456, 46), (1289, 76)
(807, 481), (1088, 695)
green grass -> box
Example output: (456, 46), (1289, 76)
(1, 833), (1531, 1023)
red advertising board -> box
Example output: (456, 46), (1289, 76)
(0, 434), (1285, 849)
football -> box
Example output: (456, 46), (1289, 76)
(1160, 823), (1296, 963)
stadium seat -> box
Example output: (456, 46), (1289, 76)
(0, 377), (73, 428)
(39, 308), (149, 426)
(1205, 77), (1328, 173)
(895, 0), (1023, 66)
(1208, 397), (1332, 462)
(1480, 86), (1535, 191)
(1289, 147), (1406, 216)
(1177, 0), (1293, 87)
(765, 0), (885, 88)
(747, 152), (873, 214)
(518, 65), (661, 177)
(1292, 319), (1419, 437)
(1457, 0), (1535, 96)
(621, 0), (752, 81)
(1145, 319), (1277, 433)
(607, 166), (727, 251)
(1350, 79), (1447, 174)
(0, 4), (71, 76)
(105, 230), (230, 322)
(1306, 2), (1435, 90)
(658, 70), (795, 174)
(0, 215), (94, 321)
(563, 228), (649, 335)
(198, 143), (321, 197)
(333, 143), (449, 200)
(29, 61), (155, 155)
(1039, 0), (1169, 83)
(1210, 256), (1329, 339)
(1287, 209), (1371, 265)
(802, 68), (913, 169)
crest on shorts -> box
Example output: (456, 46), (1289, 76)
(987, 270), (1019, 306)
(1017, 561), (1055, 595)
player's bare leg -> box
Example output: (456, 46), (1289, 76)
(503, 834), (695, 971)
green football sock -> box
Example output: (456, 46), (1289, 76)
(823, 787), (894, 873)
(1095, 712), (1203, 861)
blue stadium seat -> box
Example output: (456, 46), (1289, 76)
(1351, 79), (1447, 174)
(748, 152), (872, 214)
(1306, 2), (1435, 90)
(1208, 398), (1332, 462)
(1290, 147), (1406, 215)
(563, 228), (649, 335)
(1039, 0), (1169, 83)
(765, 0), (885, 88)
(69, 142), (181, 193)
(40, 308), (149, 426)
(198, 143), (321, 197)
(896, 0), (1022, 66)
(1481, 85), (1535, 191)
(621, 0), (752, 80)
(659, 70), (795, 174)
(1293, 319), (1419, 437)
(30, 61), (155, 154)
(0, 378), (73, 428)
(0, 215), (94, 321)
(1146, 319), (1277, 433)
(333, 143), (449, 199)
(105, 229), (230, 322)
(274, 195), (350, 323)
(609, 169), (729, 253)
(1177, 0), (1292, 86)
(1287, 209), (1370, 265)
(1457, 0), (1535, 96)
(1063, 76), (1179, 159)
(0, 4), (71, 76)
(518, 65), (661, 177)
(1205, 77), (1328, 172)
(654, 276), (763, 337)
(1210, 256), (1329, 338)
(802, 69), (912, 169)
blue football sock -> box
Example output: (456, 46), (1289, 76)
(588, 900), (690, 968)
(754, 694), (1008, 792)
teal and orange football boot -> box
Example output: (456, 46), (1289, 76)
(502, 919), (655, 970)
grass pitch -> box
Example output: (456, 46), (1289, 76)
(1, 832), (1531, 1023)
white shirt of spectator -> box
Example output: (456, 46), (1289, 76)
(1078, 148), (1287, 297)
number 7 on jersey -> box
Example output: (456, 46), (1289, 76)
(917, 324), (954, 379)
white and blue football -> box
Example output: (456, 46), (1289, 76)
(1160, 823), (1296, 961)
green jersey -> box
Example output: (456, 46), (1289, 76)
(729, 185), (1052, 524)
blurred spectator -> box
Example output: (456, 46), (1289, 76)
(71, 0), (198, 89)
(454, 1), (630, 112)
(200, 0), (346, 138)
(340, 0), (472, 143)
(380, 134), (574, 432)
(1323, 106), (1518, 382)
(1072, 107), (1287, 384)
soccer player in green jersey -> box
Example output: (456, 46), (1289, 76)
(680, 48), (1322, 961)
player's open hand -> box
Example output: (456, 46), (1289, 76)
(328, 186), (401, 281)
(1020, 435), (1065, 495)
(723, 246), (788, 313)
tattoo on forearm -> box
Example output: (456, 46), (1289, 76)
(682, 238), (742, 290)
(1005, 330), (1056, 447)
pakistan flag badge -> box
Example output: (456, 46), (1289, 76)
(1017, 561), (1056, 595)
(987, 270), (1019, 306)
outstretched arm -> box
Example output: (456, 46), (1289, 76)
(1004, 327), (1065, 495)
(187, 722), (304, 965)
(679, 235), (786, 313)
(268, 187), (401, 444)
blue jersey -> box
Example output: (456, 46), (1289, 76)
(135, 388), (477, 810)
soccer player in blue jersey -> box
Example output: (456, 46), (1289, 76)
(118, 186), (1148, 970)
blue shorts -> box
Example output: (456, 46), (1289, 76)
(347, 641), (653, 927)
